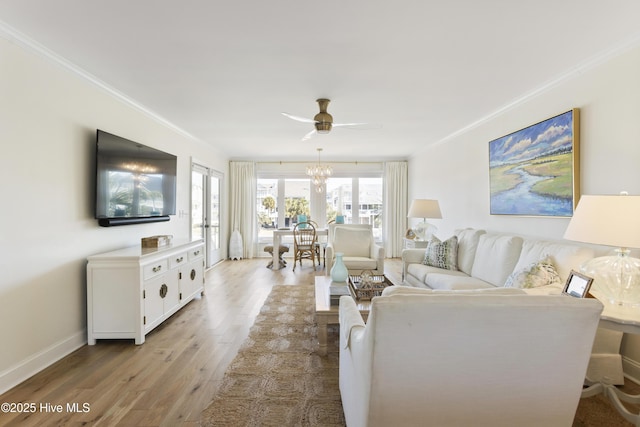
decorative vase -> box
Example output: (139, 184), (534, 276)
(331, 252), (349, 282)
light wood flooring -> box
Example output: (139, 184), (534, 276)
(0, 257), (404, 426)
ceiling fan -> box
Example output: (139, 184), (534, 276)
(281, 98), (379, 141)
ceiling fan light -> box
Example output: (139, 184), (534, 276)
(315, 122), (332, 133)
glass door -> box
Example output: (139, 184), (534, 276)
(192, 163), (223, 268)
(208, 173), (222, 266)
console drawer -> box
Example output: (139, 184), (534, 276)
(169, 252), (188, 269)
(143, 260), (168, 280)
(188, 247), (204, 261)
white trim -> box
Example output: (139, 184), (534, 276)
(0, 330), (86, 395)
(411, 32), (640, 156)
(0, 19), (203, 145)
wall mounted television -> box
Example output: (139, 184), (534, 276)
(95, 130), (177, 227)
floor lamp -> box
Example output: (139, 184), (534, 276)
(407, 199), (442, 241)
(564, 194), (640, 306)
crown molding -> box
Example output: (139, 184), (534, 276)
(0, 19), (203, 145)
(412, 32), (640, 157)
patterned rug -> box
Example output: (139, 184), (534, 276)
(200, 284), (345, 426)
(200, 284), (631, 426)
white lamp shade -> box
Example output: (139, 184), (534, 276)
(564, 195), (640, 249)
(407, 199), (442, 219)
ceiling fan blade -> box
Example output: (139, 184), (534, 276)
(301, 129), (317, 141)
(282, 112), (316, 123)
(332, 122), (383, 130)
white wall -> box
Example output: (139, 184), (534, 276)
(0, 36), (228, 393)
(408, 43), (640, 376)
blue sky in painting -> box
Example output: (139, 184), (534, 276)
(489, 111), (573, 167)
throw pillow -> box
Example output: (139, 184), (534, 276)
(422, 236), (458, 270)
(504, 255), (562, 289)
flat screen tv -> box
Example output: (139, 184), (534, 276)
(95, 130), (177, 227)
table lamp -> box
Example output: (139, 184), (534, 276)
(564, 193), (640, 306)
(407, 199), (442, 241)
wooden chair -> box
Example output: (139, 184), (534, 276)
(292, 222), (318, 271)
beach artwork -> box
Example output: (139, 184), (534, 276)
(489, 109), (579, 217)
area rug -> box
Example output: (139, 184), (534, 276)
(200, 284), (345, 426)
(200, 284), (632, 427)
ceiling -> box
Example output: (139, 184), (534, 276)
(2, 1), (640, 162)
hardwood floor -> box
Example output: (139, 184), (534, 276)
(0, 257), (404, 427)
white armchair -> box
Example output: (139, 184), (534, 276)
(339, 286), (603, 427)
(325, 224), (384, 275)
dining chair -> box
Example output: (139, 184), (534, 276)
(293, 221), (318, 271)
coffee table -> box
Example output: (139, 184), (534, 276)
(314, 275), (374, 356)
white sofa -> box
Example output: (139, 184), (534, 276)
(325, 224), (384, 275)
(402, 228), (624, 385)
(339, 286), (604, 427)
(403, 228), (594, 294)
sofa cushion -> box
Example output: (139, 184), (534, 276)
(455, 228), (487, 275)
(341, 256), (378, 271)
(470, 234), (524, 287)
(504, 255), (562, 289)
(333, 227), (371, 257)
(513, 240), (595, 283)
(407, 263), (469, 284)
(383, 286), (526, 297)
(422, 236), (458, 270)
(426, 273), (495, 290)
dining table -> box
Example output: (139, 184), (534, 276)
(271, 227), (328, 271)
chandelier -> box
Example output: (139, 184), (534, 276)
(306, 148), (332, 193)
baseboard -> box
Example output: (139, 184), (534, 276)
(623, 356), (640, 385)
(0, 330), (86, 395)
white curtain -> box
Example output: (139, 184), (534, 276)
(383, 161), (408, 258)
(230, 161), (256, 258)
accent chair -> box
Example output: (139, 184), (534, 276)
(325, 224), (384, 275)
(339, 286), (603, 427)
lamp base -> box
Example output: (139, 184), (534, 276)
(413, 221), (437, 241)
(580, 249), (640, 307)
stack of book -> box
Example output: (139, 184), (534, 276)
(329, 283), (351, 306)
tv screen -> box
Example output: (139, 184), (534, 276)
(95, 130), (177, 225)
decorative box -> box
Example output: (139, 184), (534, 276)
(141, 235), (173, 248)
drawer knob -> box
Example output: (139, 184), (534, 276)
(152, 265), (162, 273)
(176, 256), (184, 263)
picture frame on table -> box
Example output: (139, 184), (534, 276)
(405, 229), (416, 240)
(563, 270), (594, 298)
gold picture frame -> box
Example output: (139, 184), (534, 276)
(489, 108), (580, 217)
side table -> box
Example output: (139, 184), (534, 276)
(582, 300), (640, 425)
(314, 275), (372, 356)
(403, 238), (429, 249)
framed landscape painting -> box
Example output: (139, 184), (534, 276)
(489, 109), (580, 217)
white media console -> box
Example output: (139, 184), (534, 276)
(86, 239), (205, 345)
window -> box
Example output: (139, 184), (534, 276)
(359, 177), (383, 240)
(257, 178), (311, 243)
(257, 179), (278, 242)
(256, 163), (384, 244)
(326, 178), (352, 223)
(326, 177), (383, 241)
